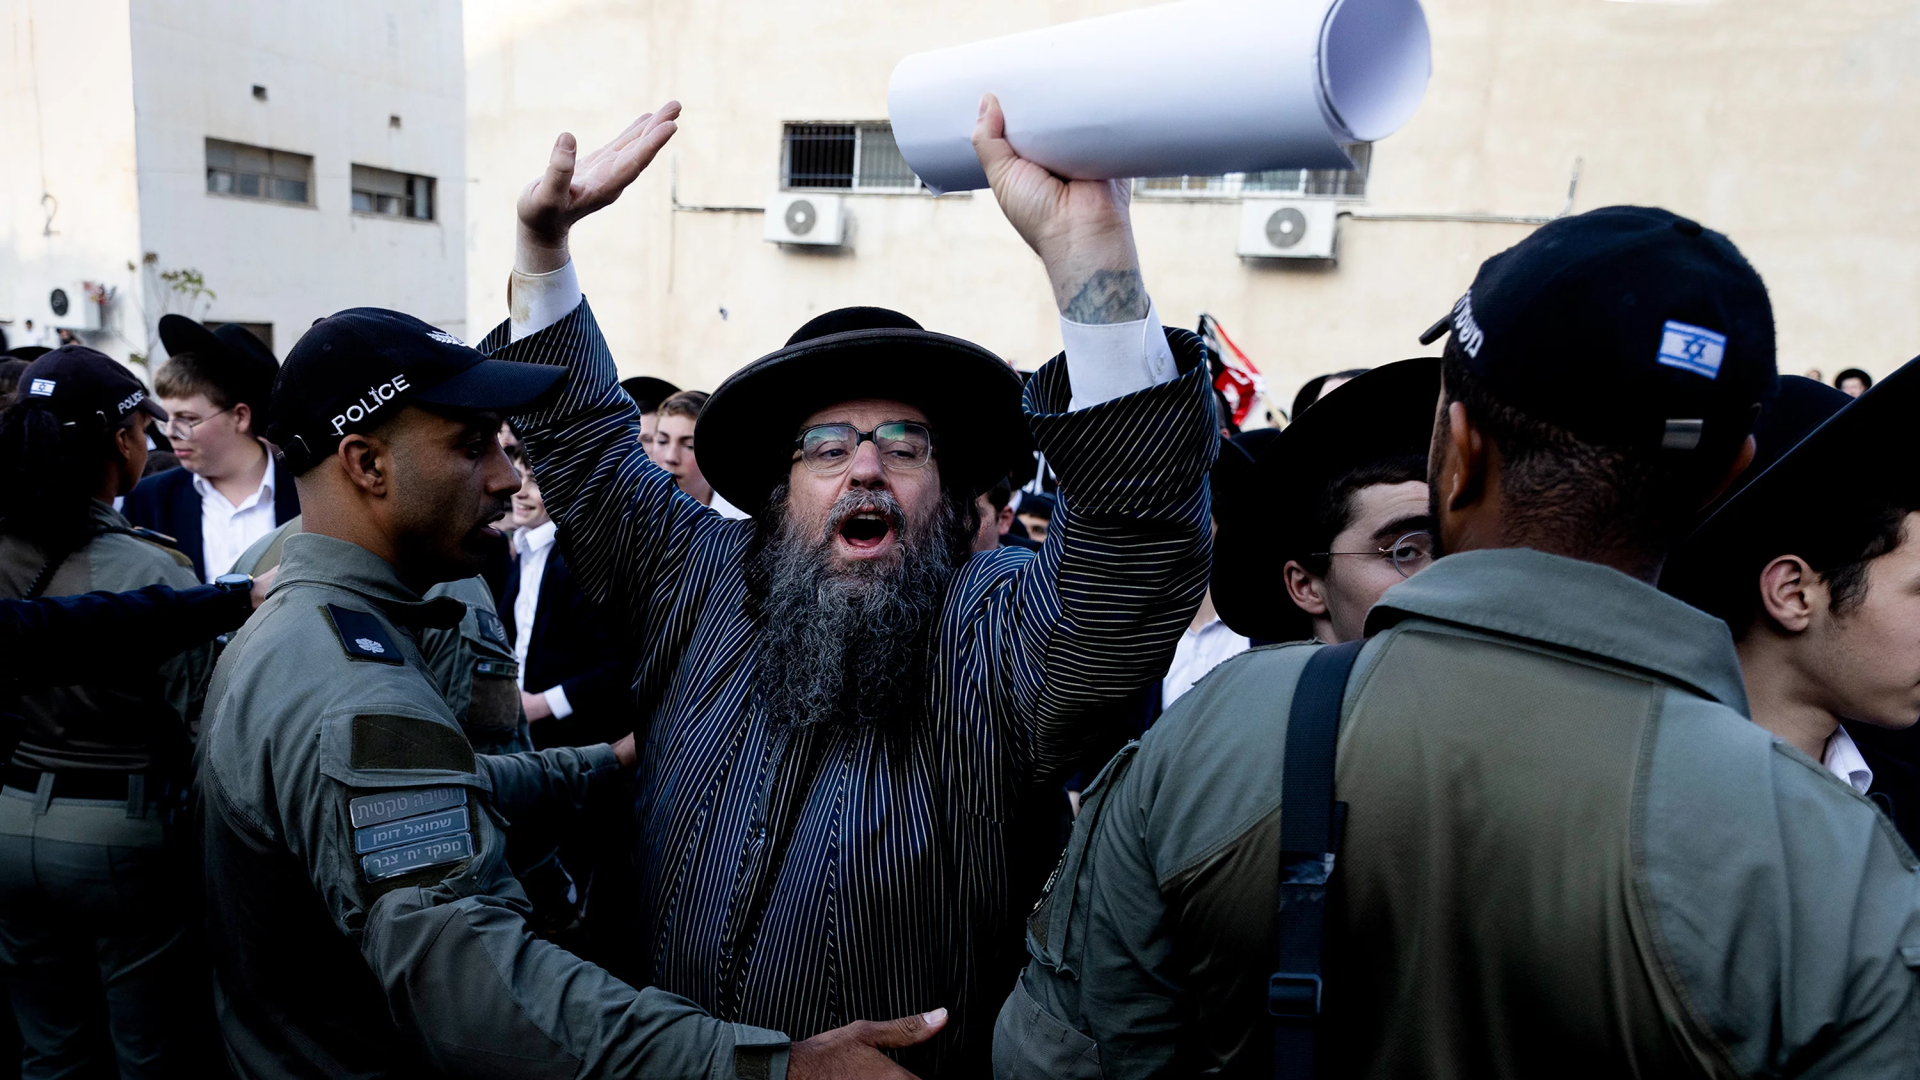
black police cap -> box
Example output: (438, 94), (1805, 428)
(270, 308), (566, 471)
(1419, 205), (1776, 456)
(17, 346), (168, 427)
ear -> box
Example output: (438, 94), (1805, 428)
(1283, 560), (1330, 616)
(335, 432), (392, 496)
(1442, 400), (1488, 513)
(997, 505), (1015, 532)
(1756, 554), (1819, 633)
(231, 401), (254, 437)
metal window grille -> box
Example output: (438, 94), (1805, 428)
(351, 165), (435, 220)
(1135, 144), (1371, 199)
(206, 139), (313, 205)
(782, 122), (925, 192)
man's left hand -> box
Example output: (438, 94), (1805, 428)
(611, 733), (637, 769)
(516, 102), (681, 274)
(972, 92), (1147, 324)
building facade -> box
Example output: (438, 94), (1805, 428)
(0, 0), (465, 367)
(465, 0), (1920, 412)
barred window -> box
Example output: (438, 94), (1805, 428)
(782, 122), (924, 192)
(1135, 144), (1372, 199)
(351, 165), (436, 221)
(206, 139), (313, 205)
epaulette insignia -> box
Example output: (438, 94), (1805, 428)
(473, 608), (509, 650)
(322, 604), (405, 665)
(127, 526), (178, 547)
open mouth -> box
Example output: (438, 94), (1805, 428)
(837, 510), (894, 551)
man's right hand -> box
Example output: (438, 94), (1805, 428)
(515, 102), (681, 274)
(787, 1008), (946, 1079)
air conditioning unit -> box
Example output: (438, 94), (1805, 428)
(765, 192), (846, 247)
(1237, 199), (1339, 261)
(48, 281), (109, 331)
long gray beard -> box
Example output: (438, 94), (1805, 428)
(748, 485), (964, 734)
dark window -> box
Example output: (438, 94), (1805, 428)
(206, 139), (312, 205)
(782, 122), (923, 192)
(1138, 144), (1372, 199)
(204, 322), (272, 352)
(351, 165), (435, 221)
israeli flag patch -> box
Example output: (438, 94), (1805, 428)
(1657, 321), (1727, 380)
(27, 379), (55, 397)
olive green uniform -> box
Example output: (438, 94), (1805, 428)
(198, 531), (786, 1078)
(998, 548), (1920, 1079)
(232, 516), (531, 754)
(0, 501), (215, 1077)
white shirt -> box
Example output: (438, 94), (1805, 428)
(506, 261), (1179, 408)
(1823, 725), (1874, 795)
(709, 491), (751, 520)
(512, 520), (573, 719)
(195, 449), (278, 583)
(1161, 616), (1251, 707)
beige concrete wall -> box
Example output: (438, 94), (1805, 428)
(131, 0), (468, 357)
(0, 0), (143, 359)
(466, 0), (1920, 406)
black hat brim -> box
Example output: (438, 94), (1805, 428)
(698, 327), (1027, 516)
(4, 346), (51, 362)
(159, 314), (280, 426)
(1212, 358), (1441, 642)
(412, 358), (568, 416)
(1664, 354), (1920, 608)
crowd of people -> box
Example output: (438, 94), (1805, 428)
(2, 93), (1919, 1080)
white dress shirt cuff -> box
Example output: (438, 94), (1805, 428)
(1060, 298), (1181, 411)
(508, 261), (583, 342)
(542, 685), (575, 721)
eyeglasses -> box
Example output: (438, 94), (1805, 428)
(793, 421), (934, 475)
(163, 407), (232, 443)
(1311, 530), (1435, 579)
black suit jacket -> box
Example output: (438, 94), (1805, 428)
(1845, 721), (1920, 851)
(123, 462), (300, 581)
(497, 540), (629, 748)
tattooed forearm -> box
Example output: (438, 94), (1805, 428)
(1060, 268), (1149, 325)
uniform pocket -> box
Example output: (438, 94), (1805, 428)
(1027, 741), (1140, 976)
(991, 970), (1103, 1080)
(466, 660), (523, 733)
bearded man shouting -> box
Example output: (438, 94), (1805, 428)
(490, 99), (1217, 1076)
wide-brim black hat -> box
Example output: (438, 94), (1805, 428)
(5, 346), (51, 362)
(620, 375), (680, 413)
(1663, 357), (1920, 615)
(697, 307), (1027, 515)
(159, 314), (280, 429)
(1212, 358), (1441, 642)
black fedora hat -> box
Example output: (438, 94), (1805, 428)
(620, 375), (680, 413)
(5, 346), (52, 362)
(159, 315), (280, 429)
(697, 307), (1027, 515)
(1212, 358), (1441, 642)
(1662, 358), (1920, 619)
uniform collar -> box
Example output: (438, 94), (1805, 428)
(1367, 547), (1750, 714)
(274, 532), (465, 629)
(89, 499), (133, 531)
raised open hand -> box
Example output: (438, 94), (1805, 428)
(516, 102), (681, 273)
(971, 93), (1145, 323)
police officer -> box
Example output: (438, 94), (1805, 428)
(199, 306), (943, 1079)
(994, 207), (1920, 1078)
(231, 517), (531, 755)
(0, 346), (224, 1078)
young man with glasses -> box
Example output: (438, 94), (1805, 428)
(124, 317), (298, 581)
(1211, 359), (1439, 647)
(489, 98), (1217, 1076)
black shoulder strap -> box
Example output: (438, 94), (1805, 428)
(1271, 638), (1366, 1079)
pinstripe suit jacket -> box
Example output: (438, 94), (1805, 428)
(488, 300), (1216, 1076)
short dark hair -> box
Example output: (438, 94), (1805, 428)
(1440, 344), (1746, 567)
(984, 476), (1013, 514)
(1701, 496), (1919, 636)
(1295, 454), (1427, 575)
(657, 389), (709, 423)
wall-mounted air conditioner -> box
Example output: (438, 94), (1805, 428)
(1237, 200), (1338, 261)
(48, 282), (108, 331)
(765, 192), (847, 247)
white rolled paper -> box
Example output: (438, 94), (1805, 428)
(887, 0), (1432, 194)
